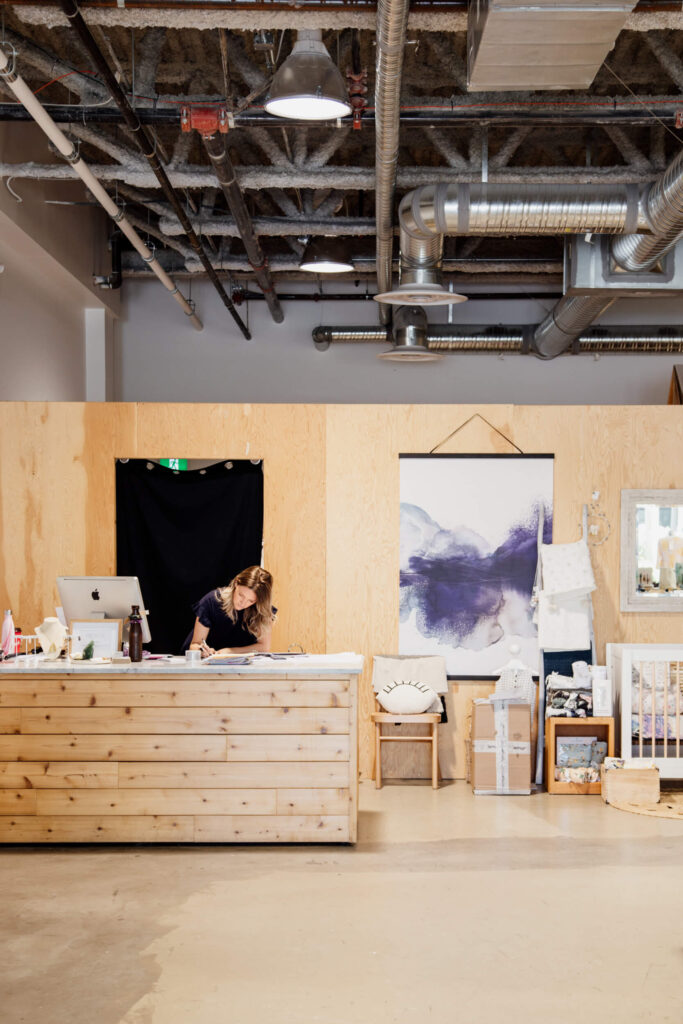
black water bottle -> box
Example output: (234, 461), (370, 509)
(129, 605), (143, 663)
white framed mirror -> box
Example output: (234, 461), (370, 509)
(621, 489), (683, 612)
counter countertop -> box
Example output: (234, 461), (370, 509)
(0, 653), (364, 676)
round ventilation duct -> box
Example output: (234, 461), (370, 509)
(377, 306), (443, 362)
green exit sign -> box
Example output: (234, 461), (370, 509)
(160, 458), (188, 471)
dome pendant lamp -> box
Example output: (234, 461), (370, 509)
(265, 30), (352, 122)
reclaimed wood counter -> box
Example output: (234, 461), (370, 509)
(0, 655), (361, 843)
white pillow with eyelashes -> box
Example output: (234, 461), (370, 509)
(377, 680), (439, 714)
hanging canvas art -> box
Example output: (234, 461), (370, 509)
(400, 454), (554, 678)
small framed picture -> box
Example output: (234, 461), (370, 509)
(70, 619), (122, 658)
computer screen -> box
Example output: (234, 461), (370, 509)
(57, 576), (152, 644)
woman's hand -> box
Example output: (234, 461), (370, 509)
(200, 641), (215, 659)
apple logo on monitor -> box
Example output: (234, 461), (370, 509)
(91, 588), (100, 601)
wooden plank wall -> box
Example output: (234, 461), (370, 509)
(1, 402), (682, 781)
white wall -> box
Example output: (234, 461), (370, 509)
(118, 279), (683, 405)
(0, 124), (118, 401)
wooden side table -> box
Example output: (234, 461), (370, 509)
(545, 716), (615, 795)
(372, 711), (441, 789)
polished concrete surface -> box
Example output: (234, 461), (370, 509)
(2, 782), (683, 1024)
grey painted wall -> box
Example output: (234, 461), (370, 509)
(118, 279), (683, 404)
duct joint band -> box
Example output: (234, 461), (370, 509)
(457, 184), (470, 235)
(624, 185), (641, 236)
(404, 188), (435, 241)
(433, 183), (449, 236)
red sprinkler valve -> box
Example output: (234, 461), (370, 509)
(180, 106), (229, 136)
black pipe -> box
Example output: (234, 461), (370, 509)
(57, 0), (251, 339)
(233, 289), (563, 303)
(201, 132), (283, 323)
(0, 102), (680, 128)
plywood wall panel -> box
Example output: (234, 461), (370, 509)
(2, 402), (682, 781)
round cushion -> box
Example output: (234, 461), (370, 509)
(377, 680), (438, 714)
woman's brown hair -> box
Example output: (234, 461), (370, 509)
(218, 566), (275, 639)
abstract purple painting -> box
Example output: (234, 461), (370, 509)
(400, 454), (553, 678)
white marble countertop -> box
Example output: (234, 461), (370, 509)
(0, 653), (364, 676)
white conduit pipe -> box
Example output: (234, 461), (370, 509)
(0, 46), (202, 331)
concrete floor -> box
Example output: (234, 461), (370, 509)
(2, 782), (683, 1024)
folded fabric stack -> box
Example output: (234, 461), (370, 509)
(554, 737), (607, 782)
(536, 540), (596, 652)
(545, 669), (592, 717)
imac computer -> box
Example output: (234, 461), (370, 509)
(57, 576), (152, 644)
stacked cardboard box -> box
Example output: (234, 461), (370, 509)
(471, 699), (532, 795)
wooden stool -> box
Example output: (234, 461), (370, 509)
(371, 711), (441, 789)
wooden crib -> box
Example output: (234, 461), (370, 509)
(607, 644), (683, 780)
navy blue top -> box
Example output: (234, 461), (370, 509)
(181, 589), (275, 653)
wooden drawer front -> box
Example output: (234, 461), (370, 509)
(18, 707), (349, 735)
(227, 734), (350, 761)
(35, 789), (277, 816)
(119, 761), (349, 788)
(0, 678), (350, 709)
(194, 815), (350, 843)
(0, 762), (118, 788)
(0, 735), (228, 761)
(0, 815), (194, 842)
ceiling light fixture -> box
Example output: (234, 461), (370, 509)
(265, 30), (352, 122)
(299, 237), (354, 274)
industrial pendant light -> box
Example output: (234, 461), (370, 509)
(265, 30), (352, 121)
(299, 237), (354, 274)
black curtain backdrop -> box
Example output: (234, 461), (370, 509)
(116, 459), (263, 653)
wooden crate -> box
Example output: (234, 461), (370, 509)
(545, 717), (615, 795)
(600, 765), (660, 805)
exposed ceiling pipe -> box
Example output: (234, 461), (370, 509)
(57, 0), (250, 339)
(312, 325), (683, 354)
(199, 129), (284, 323)
(2, 101), (682, 128)
(374, 0), (410, 325)
(0, 44), (202, 329)
(533, 148), (683, 356)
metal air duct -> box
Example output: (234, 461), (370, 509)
(377, 306), (443, 361)
(380, 182), (645, 306)
(534, 150), (683, 355)
(312, 325), (683, 354)
(374, 0), (410, 325)
(612, 149), (683, 271)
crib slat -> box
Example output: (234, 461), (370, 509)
(664, 662), (669, 759)
(638, 662), (644, 760)
(676, 662), (681, 760)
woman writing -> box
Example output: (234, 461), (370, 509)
(183, 566), (275, 657)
